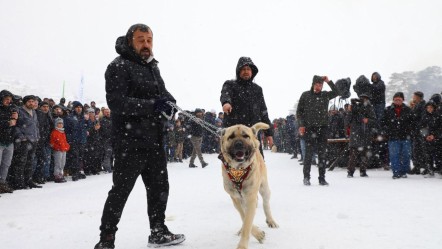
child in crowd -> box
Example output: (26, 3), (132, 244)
(50, 118), (70, 183)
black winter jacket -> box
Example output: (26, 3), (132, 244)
(220, 57), (273, 136)
(296, 82), (340, 128)
(419, 111), (442, 144)
(381, 104), (413, 140)
(346, 102), (377, 148)
(411, 100), (426, 136)
(36, 110), (53, 147)
(0, 90), (16, 145)
(105, 36), (176, 149)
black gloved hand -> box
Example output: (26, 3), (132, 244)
(154, 97), (175, 116)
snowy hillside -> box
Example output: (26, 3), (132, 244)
(1, 152), (441, 249)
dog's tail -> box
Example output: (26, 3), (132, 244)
(251, 122), (270, 137)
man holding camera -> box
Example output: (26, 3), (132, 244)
(296, 75), (340, 186)
(0, 90), (17, 193)
(346, 93), (377, 177)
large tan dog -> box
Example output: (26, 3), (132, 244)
(219, 122), (279, 249)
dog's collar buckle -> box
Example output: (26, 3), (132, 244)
(218, 153), (252, 193)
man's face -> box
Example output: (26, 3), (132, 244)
(130, 29), (153, 60)
(239, 66), (253, 81)
(2, 96), (12, 106)
(40, 105), (49, 113)
(426, 105), (434, 113)
(91, 102), (96, 107)
(412, 94), (421, 103)
(313, 83), (323, 93)
(74, 106), (82, 115)
(53, 107), (62, 116)
(372, 75), (378, 82)
(393, 97), (404, 106)
(25, 99), (35, 109)
(103, 109), (110, 118)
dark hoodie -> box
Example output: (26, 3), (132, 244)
(0, 90), (16, 145)
(296, 79), (340, 128)
(105, 35), (176, 149)
(371, 72), (386, 104)
(220, 57), (273, 136)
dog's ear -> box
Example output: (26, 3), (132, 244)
(251, 122), (270, 137)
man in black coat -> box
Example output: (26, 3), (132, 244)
(0, 90), (17, 193)
(296, 75), (340, 186)
(220, 57), (274, 155)
(34, 101), (53, 183)
(94, 24), (184, 249)
(410, 91), (426, 174)
(381, 92), (413, 179)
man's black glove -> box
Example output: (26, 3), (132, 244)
(154, 97), (176, 116)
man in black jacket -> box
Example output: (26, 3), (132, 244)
(410, 91), (426, 174)
(188, 108), (208, 168)
(94, 24), (184, 249)
(381, 92), (413, 179)
(220, 57), (274, 155)
(0, 90), (17, 194)
(296, 75), (340, 186)
(34, 101), (53, 183)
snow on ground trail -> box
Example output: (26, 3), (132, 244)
(1, 152), (441, 249)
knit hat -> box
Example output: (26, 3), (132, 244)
(393, 92), (405, 100)
(87, 108), (95, 113)
(312, 75), (324, 84)
(71, 101), (83, 109)
(22, 95), (36, 104)
(194, 108), (203, 114)
(54, 117), (64, 125)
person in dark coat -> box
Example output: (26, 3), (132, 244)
(64, 101), (87, 181)
(296, 75), (340, 186)
(84, 108), (103, 175)
(419, 101), (442, 177)
(99, 108), (113, 173)
(94, 24), (184, 249)
(371, 72), (386, 121)
(188, 108), (208, 168)
(0, 90), (17, 193)
(381, 92), (413, 179)
(34, 101), (53, 183)
(10, 95), (42, 189)
(220, 57), (274, 156)
(346, 94), (377, 177)
(410, 91), (426, 174)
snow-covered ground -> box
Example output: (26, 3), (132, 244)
(1, 152), (441, 249)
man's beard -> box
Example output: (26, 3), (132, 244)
(138, 48), (152, 60)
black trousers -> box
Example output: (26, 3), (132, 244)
(10, 141), (37, 188)
(99, 145), (169, 236)
(412, 135), (426, 170)
(303, 126), (328, 179)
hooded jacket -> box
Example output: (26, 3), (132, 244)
(105, 35), (176, 149)
(220, 57), (273, 136)
(371, 72), (386, 104)
(0, 90), (16, 145)
(296, 81), (340, 128)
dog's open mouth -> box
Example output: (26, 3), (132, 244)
(233, 150), (250, 162)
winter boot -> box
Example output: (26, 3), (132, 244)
(318, 177), (329, 186)
(27, 180), (42, 189)
(0, 182), (14, 193)
(360, 172), (369, 177)
(347, 172), (354, 178)
(202, 162), (209, 168)
(303, 178), (311, 186)
(94, 234), (115, 249)
(189, 163), (197, 168)
(147, 227), (185, 248)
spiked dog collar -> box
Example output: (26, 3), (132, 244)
(218, 153), (252, 193)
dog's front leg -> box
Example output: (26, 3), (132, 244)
(236, 194), (258, 249)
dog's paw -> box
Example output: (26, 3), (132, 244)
(252, 226), (265, 243)
(266, 219), (279, 228)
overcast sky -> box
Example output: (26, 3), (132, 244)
(1, 0), (441, 118)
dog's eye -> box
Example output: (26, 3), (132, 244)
(228, 134), (235, 140)
(243, 135), (250, 139)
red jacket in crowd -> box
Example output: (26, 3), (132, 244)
(50, 129), (70, 152)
